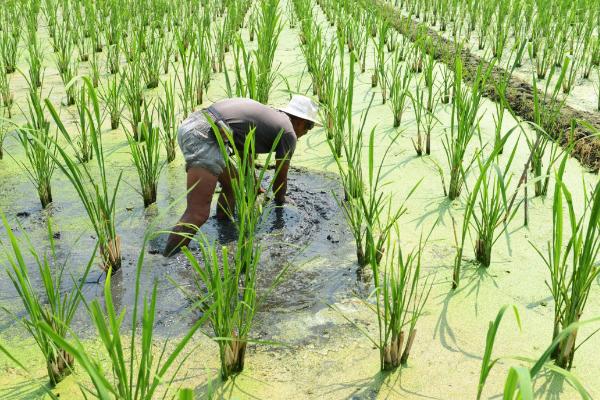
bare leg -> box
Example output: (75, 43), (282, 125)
(163, 167), (218, 256)
(216, 164), (237, 220)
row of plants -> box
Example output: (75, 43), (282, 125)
(308, 0), (600, 381)
(380, 0), (599, 100)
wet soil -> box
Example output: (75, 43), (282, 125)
(0, 167), (357, 340)
(372, 0), (600, 172)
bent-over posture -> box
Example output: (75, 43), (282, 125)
(163, 96), (320, 256)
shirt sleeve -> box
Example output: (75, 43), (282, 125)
(275, 129), (297, 160)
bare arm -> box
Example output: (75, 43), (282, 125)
(273, 158), (290, 204)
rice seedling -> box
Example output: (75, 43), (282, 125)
(106, 40), (122, 75)
(1, 213), (94, 386)
(157, 79), (178, 164)
(0, 109), (8, 159)
(0, 13), (20, 74)
(330, 97), (412, 269)
(212, 17), (228, 73)
(126, 104), (164, 207)
(224, 36), (257, 100)
(122, 61), (145, 140)
(177, 124), (286, 380)
(100, 74), (124, 130)
(254, 0), (283, 104)
(528, 65), (567, 197)
(74, 27), (91, 63)
(88, 50), (100, 88)
(375, 234), (432, 370)
(387, 51), (413, 128)
(45, 77), (122, 274)
(443, 58), (491, 201)
(326, 51), (354, 158)
(532, 156), (600, 369)
(477, 305), (596, 399)
(476, 305), (521, 400)
(333, 228), (431, 371)
(409, 81), (439, 156)
(142, 29), (164, 89)
(451, 130), (514, 288)
(371, 20), (386, 90)
(38, 232), (209, 399)
(470, 143), (520, 268)
(0, 64), (14, 119)
(53, 26), (78, 106)
(439, 59), (453, 105)
(192, 25), (212, 107)
(14, 85), (56, 208)
(175, 29), (195, 117)
(26, 27), (44, 89)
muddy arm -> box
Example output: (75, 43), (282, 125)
(273, 159), (290, 204)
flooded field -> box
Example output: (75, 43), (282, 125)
(1, 0), (600, 399)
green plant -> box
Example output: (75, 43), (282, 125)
(39, 233), (207, 399)
(0, 62), (14, 118)
(377, 234), (431, 370)
(326, 50), (354, 158)
(26, 27), (44, 89)
(106, 40), (121, 75)
(0, 13), (20, 74)
(70, 85), (96, 163)
(254, 0), (283, 104)
(470, 143), (521, 268)
(158, 78), (179, 163)
(178, 124), (286, 380)
(192, 24), (212, 106)
(333, 229), (431, 371)
(1, 213), (93, 386)
(330, 98), (412, 269)
(0, 108), (8, 159)
(45, 77), (122, 273)
(532, 156), (600, 369)
(88, 50), (100, 88)
(451, 130), (514, 288)
(175, 30), (195, 116)
(387, 51), (412, 128)
(127, 104), (164, 207)
(100, 74), (124, 130)
(122, 61), (145, 140)
(142, 29), (164, 89)
(443, 58), (491, 200)
(528, 65), (567, 197)
(15, 86), (56, 208)
(477, 305), (595, 399)
(409, 81), (439, 156)
(476, 305), (521, 400)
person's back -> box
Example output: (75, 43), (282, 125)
(210, 98), (297, 159)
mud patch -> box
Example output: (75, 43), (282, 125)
(0, 167), (357, 339)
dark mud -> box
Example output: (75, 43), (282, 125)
(0, 167), (357, 340)
(371, 0), (600, 172)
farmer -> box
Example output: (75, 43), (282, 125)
(163, 96), (321, 256)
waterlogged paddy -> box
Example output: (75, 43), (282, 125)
(1, 2), (600, 399)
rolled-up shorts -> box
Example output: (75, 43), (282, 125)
(177, 111), (226, 176)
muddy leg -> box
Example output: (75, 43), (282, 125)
(163, 167), (218, 256)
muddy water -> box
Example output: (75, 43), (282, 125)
(0, 167), (356, 338)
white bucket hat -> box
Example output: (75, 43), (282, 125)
(278, 95), (322, 127)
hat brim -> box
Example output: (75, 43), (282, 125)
(279, 107), (323, 127)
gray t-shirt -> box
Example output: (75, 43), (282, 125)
(210, 98), (297, 160)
